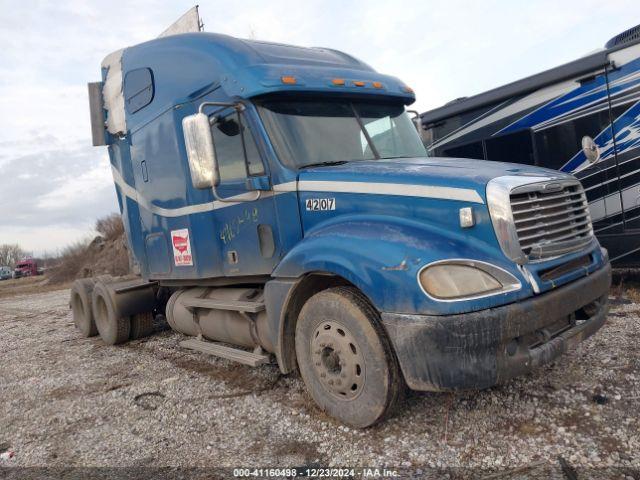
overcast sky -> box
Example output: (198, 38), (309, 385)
(0, 0), (638, 254)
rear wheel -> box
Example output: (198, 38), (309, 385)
(295, 286), (404, 428)
(130, 311), (154, 340)
(70, 279), (97, 337)
(92, 281), (130, 345)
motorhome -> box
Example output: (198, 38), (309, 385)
(420, 25), (640, 266)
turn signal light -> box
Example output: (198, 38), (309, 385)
(281, 76), (297, 84)
(332, 78), (346, 86)
(353, 81), (366, 87)
(403, 85), (414, 93)
(372, 81), (383, 89)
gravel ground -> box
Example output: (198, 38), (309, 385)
(0, 288), (638, 479)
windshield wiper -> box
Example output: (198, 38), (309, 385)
(299, 160), (349, 169)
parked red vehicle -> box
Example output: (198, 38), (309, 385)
(14, 259), (39, 278)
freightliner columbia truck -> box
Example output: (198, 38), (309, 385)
(74, 9), (612, 427)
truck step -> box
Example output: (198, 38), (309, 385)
(179, 338), (270, 367)
(181, 297), (265, 313)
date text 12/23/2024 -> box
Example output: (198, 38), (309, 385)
(233, 467), (400, 478)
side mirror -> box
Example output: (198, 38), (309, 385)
(182, 113), (218, 188)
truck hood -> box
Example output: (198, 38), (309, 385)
(296, 157), (569, 201)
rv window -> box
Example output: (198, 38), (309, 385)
(124, 68), (154, 113)
(211, 114), (265, 181)
(485, 130), (535, 165)
(441, 141), (484, 159)
(534, 109), (611, 170)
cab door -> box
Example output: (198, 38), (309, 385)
(209, 110), (282, 276)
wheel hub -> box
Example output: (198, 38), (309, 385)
(310, 321), (365, 400)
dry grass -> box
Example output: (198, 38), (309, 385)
(611, 269), (640, 302)
(0, 276), (71, 299)
(44, 214), (130, 285)
(95, 213), (124, 241)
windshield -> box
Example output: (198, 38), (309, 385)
(256, 99), (427, 169)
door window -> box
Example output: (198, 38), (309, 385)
(211, 114), (265, 182)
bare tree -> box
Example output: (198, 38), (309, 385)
(0, 244), (26, 267)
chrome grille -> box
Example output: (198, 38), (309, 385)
(510, 182), (593, 260)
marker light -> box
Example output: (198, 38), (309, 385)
(372, 81), (383, 89)
(332, 78), (346, 86)
(353, 81), (366, 87)
(403, 86), (414, 93)
(459, 207), (475, 228)
(281, 76), (297, 84)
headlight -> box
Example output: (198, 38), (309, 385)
(418, 260), (521, 301)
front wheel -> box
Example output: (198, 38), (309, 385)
(295, 287), (404, 428)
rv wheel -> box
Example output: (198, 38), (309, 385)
(295, 287), (404, 428)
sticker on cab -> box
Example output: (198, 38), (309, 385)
(171, 228), (193, 266)
(305, 198), (336, 211)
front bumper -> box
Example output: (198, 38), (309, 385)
(381, 262), (611, 391)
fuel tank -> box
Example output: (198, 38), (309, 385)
(166, 287), (273, 352)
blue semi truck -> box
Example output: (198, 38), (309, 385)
(73, 11), (612, 427)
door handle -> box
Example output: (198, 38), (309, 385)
(141, 160), (149, 182)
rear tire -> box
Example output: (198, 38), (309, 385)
(92, 281), (130, 345)
(70, 279), (98, 337)
(295, 286), (404, 428)
(130, 311), (154, 340)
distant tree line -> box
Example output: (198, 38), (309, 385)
(0, 244), (27, 268)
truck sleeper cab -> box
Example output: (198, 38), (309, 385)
(81, 28), (611, 427)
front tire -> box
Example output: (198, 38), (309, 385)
(295, 287), (404, 427)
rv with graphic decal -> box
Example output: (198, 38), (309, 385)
(74, 8), (611, 427)
(420, 24), (640, 267)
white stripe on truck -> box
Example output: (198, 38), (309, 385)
(111, 166), (483, 217)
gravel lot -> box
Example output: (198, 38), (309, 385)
(0, 286), (638, 479)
